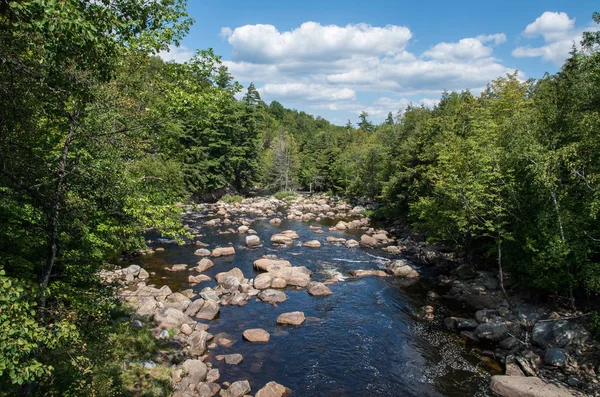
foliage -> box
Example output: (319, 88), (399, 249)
(220, 194), (244, 204)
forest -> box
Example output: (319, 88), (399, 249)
(1, 0), (600, 395)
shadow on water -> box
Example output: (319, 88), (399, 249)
(131, 213), (496, 397)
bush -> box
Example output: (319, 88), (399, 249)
(220, 194), (243, 204)
(273, 191), (296, 200)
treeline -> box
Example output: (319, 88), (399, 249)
(281, 17), (600, 305)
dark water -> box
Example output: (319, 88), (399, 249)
(134, 211), (497, 396)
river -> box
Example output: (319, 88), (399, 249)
(132, 205), (499, 396)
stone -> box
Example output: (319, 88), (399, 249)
(188, 330), (210, 355)
(302, 240), (321, 248)
(271, 277), (287, 289)
(195, 248), (211, 257)
(218, 275), (240, 290)
(125, 264), (141, 276)
(531, 320), (590, 349)
(211, 247), (235, 257)
(359, 234), (378, 247)
(195, 258), (214, 272)
(242, 328), (270, 343)
(167, 264), (187, 271)
(238, 225), (249, 233)
(154, 307), (192, 330)
(253, 273), (273, 290)
(349, 269), (388, 277)
(258, 289), (287, 305)
(246, 235), (261, 247)
(335, 221), (347, 230)
(475, 322), (509, 342)
(181, 358), (208, 382)
(386, 260), (419, 278)
(499, 337), (520, 350)
(307, 282), (332, 296)
(253, 257), (292, 271)
(489, 375), (578, 397)
(197, 382), (220, 397)
(277, 311), (305, 326)
(138, 269), (150, 279)
(180, 323), (193, 335)
(255, 381), (292, 397)
(196, 300), (220, 321)
(270, 234), (293, 245)
(215, 354), (243, 365)
(185, 298), (206, 316)
(269, 218), (282, 225)
(189, 274), (211, 284)
(206, 368), (220, 383)
(326, 236), (346, 243)
(544, 348), (568, 367)
(345, 239), (359, 248)
(220, 380), (250, 397)
(457, 318), (479, 331)
(131, 319), (143, 328)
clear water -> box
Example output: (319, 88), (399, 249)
(133, 212), (497, 396)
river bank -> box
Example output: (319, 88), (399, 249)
(101, 194), (599, 396)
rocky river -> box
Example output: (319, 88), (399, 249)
(103, 195), (596, 397)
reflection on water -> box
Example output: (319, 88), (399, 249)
(132, 212), (495, 397)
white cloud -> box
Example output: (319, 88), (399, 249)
(157, 45), (194, 63)
(219, 21), (520, 121)
(423, 34), (506, 61)
(512, 11), (595, 65)
(259, 83), (356, 102)
(223, 22), (412, 63)
(523, 11), (575, 42)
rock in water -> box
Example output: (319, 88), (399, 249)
(242, 328), (270, 343)
(215, 354), (244, 365)
(302, 240), (321, 248)
(195, 258), (214, 272)
(258, 289), (287, 305)
(220, 380), (251, 397)
(386, 260), (419, 278)
(277, 311), (305, 325)
(255, 381), (292, 397)
(211, 247), (235, 257)
(307, 282), (332, 296)
(246, 235), (261, 247)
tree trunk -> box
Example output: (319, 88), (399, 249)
(38, 112), (77, 321)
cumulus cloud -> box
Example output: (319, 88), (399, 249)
(423, 33), (506, 61)
(259, 83), (356, 102)
(220, 21), (520, 121)
(223, 22), (412, 63)
(157, 45), (194, 63)
(512, 11), (597, 65)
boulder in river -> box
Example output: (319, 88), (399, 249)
(277, 311), (305, 325)
(242, 328), (270, 343)
(195, 258), (214, 272)
(253, 273), (273, 289)
(349, 269), (388, 278)
(386, 260), (419, 278)
(255, 381), (292, 397)
(345, 239), (359, 248)
(302, 240), (321, 248)
(189, 274), (211, 284)
(211, 246), (235, 257)
(187, 330), (210, 356)
(254, 256), (292, 271)
(270, 234), (293, 245)
(307, 282), (332, 296)
(359, 234), (378, 248)
(166, 264), (187, 271)
(258, 289), (287, 305)
(194, 248), (211, 257)
(246, 235), (261, 247)
(215, 354), (244, 365)
(195, 300), (220, 321)
(220, 380), (250, 397)
(269, 218), (282, 225)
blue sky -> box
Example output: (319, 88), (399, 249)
(160, 1), (599, 125)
